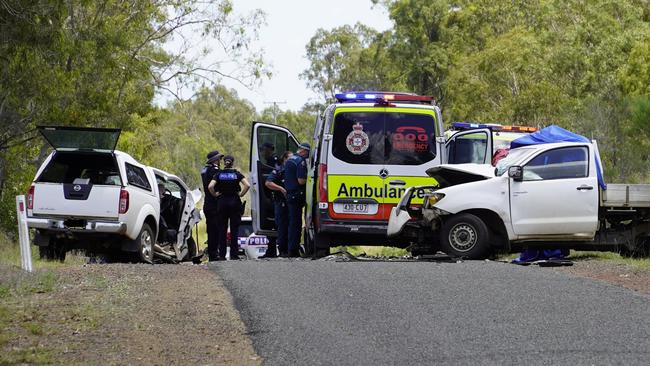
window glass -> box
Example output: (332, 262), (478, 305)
(332, 112), (385, 165)
(523, 147), (588, 181)
(385, 113), (437, 165)
(447, 131), (488, 164)
(162, 180), (185, 199)
(238, 222), (254, 237)
(257, 126), (298, 167)
(37, 152), (121, 185)
(126, 163), (152, 191)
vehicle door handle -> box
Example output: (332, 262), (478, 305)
(389, 180), (406, 186)
(576, 185), (593, 191)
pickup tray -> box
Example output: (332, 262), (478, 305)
(601, 184), (650, 208)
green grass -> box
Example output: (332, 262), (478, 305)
(332, 246), (409, 257)
(499, 250), (650, 271)
(0, 230), (86, 269)
(568, 251), (650, 271)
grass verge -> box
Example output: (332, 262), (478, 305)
(499, 250), (650, 271)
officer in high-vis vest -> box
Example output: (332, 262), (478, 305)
(208, 155), (250, 260)
(200, 150), (222, 261)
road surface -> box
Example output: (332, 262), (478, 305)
(212, 259), (650, 365)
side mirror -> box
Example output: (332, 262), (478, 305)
(508, 166), (523, 181)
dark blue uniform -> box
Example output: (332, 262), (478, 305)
(201, 164), (220, 260)
(213, 168), (245, 259)
(266, 166), (288, 256)
(284, 154), (307, 256)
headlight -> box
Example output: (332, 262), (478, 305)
(425, 193), (445, 207)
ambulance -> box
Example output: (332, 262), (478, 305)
(249, 92), (534, 257)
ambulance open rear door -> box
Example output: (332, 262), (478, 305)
(249, 122), (299, 236)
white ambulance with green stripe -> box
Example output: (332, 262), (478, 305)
(249, 92), (513, 257)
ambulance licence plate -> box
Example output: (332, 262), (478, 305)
(342, 203), (369, 213)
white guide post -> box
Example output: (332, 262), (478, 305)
(16, 195), (33, 272)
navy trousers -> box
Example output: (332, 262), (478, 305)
(274, 200), (289, 255)
(216, 195), (242, 259)
(286, 191), (305, 255)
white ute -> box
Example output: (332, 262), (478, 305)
(388, 141), (650, 259)
(26, 126), (202, 263)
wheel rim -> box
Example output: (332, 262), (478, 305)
(141, 229), (153, 260)
(448, 223), (477, 253)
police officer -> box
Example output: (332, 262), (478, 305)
(262, 151), (293, 258)
(284, 143), (310, 258)
(261, 142), (280, 169)
(260, 142), (280, 256)
(201, 150), (223, 261)
(208, 155), (250, 260)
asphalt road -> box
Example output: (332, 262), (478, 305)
(211, 259), (650, 365)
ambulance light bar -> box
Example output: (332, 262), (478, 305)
(335, 91), (434, 104)
(451, 122), (538, 133)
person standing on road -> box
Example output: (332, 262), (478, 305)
(201, 150), (223, 261)
(209, 155), (250, 260)
(262, 151), (293, 258)
(284, 143), (310, 258)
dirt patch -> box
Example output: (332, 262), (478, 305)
(553, 259), (650, 295)
(0, 263), (261, 365)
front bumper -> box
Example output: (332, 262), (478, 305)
(27, 217), (126, 234)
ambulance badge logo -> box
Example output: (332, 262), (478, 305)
(346, 123), (369, 155)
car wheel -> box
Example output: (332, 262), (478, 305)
(39, 240), (66, 262)
(134, 223), (155, 263)
(440, 213), (490, 259)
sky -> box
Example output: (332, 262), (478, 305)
(218, 0), (393, 112)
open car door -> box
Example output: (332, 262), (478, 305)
(249, 122), (299, 236)
(444, 128), (493, 164)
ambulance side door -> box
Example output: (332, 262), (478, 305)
(249, 122), (299, 235)
(444, 128), (493, 165)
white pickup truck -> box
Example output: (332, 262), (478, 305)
(388, 141), (650, 259)
(26, 126), (202, 263)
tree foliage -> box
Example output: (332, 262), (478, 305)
(0, 0), (268, 233)
(303, 0), (650, 182)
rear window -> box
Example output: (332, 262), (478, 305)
(238, 222), (254, 237)
(37, 152), (122, 185)
(331, 111), (436, 165)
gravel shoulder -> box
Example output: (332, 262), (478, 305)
(552, 258), (650, 294)
(0, 262), (261, 365)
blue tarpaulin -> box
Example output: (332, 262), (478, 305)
(510, 125), (606, 190)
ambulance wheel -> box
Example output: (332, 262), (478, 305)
(440, 213), (490, 260)
(313, 232), (330, 259)
(303, 229), (314, 257)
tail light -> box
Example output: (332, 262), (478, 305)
(27, 185), (35, 210)
(318, 164), (328, 203)
(119, 189), (129, 214)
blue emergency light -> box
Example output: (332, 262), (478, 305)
(335, 91), (434, 104)
(451, 122), (538, 133)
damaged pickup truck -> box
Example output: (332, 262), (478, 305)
(27, 126), (203, 263)
(388, 140), (650, 259)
